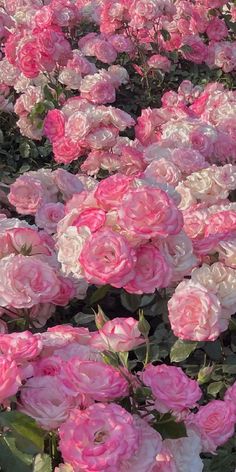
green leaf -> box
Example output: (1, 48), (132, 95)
(223, 354), (236, 374)
(121, 292), (142, 312)
(160, 29), (171, 41)
(19, 142), (31, 159)
(138, 311), (150, 337)
(170, 339), (198, 362)
(180, 45), (192, 54)
(0, 435), (33, 472)
(89, 285), (110, 305)
(0, 411), (45, 452)
(207, 381), (224, 397)
(153, 413), (187, 439)
(32, 453), (52, 472)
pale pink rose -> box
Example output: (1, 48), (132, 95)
(43, 109), (65, 142)
(120, 417), (162, 472)
(39, 326), (91, 356)
(142, 364), (201, 413)
(206, 17), (228, 41)
(205, 210), (236, 238)
(53, 168), (84, 201)
(91, 317), (144, 352)
(158, 231), (197, 282)
(0, 357), (21, 403)
(29, 303), (56, 328)
(66, 111), (92, 140)
(54, 464), (73, 472)
(155, 429), (203, 472)
(0, 331), (42, 362)
(144, 158), (181, 187)
(84, 124), (119, 150)
(94, 173), (133, 210)
(61, 359), (129, 400)
(6, 227), (51, 257)
(59, 403), (139, 471)
(171, 148), (207, 175)
(107, 65), (129, 87)
(118, 186), (183, 239)
(0, 255), (60, 309)
(147, 54), (171, 72)
(189, 400), (235, 453)
(57, 226), (90, 277)
(190, 125), (217, 158)
(93, 40), (117, 63)
(79, 228), (136, 287)
(168, 280), (224, 341)
(19, 376), (76, 430)
(124, 244), (172, 294)
(80, 74), (116, 104)
(71, 207), (106, 232)
(9, 175), (47, 215)
(35, 203), (65, 234)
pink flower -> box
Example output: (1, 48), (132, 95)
(9, 175), (47, 215)
(147, 54), (171, 72)
(0, 331), (42, 362)
(181, 36), (207, 64)
(52, 276), (75, 306)
(0, 357), (21, 403)
(118, 186), (183, 239)
(79, 228), (136, 287)
(124, 244), (172, 294)
(142, 364), (202, 413)
(71, 208), (106, 233)
(168, 280), (224, 341)
(19, 376), (76, 430)
(189, 400), (235, 452)
(53, 168), (84, 201)
(80, 74), (116, 104)
(206, 17), (228, 42)
(35, 203), (65, 234)
(59, 403), (139, 471)
(53, 136), (83, 164)
(43, 109), (65, 142)
(0, 255), (60, 309)
(91, 317), (144, 352)
(61, 359), (129, 400)
(94, 173), (133, 210)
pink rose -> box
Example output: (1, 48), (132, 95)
(206, 17), (228, 42)
(91, 317), (144, 352)
(9, 175), (46, 215)
(142, 364), (202, 413)
(35, 202), (65, 234)
(53, 168), (84, 201)
(0, 255), (60, 309)
(168, 280), (224, 341)
(0, 357), (21, 403)
(93, 40), (117, 64)
(124, 244), (172, 294)
(189, 400), (235, 452)
(71, 208), (106, 232)
(59, 403), (139, 471)
(94, 173), (133, 210)
(79, 228), (136, 287)
(0, 331), (42, 362)
(53, 136), (83, 164)
(118, 186), (183, 239)
(181, 36), (207, 64)
(147, 54), (171, 72)
(61, 359), (129, 400)
(43, 109), (65, 142)
(19, 376), (76, 430)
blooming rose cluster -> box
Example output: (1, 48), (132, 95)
(0, 319), (235, 471)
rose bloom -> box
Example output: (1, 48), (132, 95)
(144, 158), (182, 188)
(147, 54), (171, 72)
(19, 376), (76, 430)
(0, 330), (42, 362)
(118, 186), (183, 239)
(53, 136), (83, 164)
(124, 244), (173, 294)
(57, 225), (90, 278)
(94, 173), (133, 211)
(43, 109), (65, 142)
(168, 280), (225, 341)
(9, 175), (47, 215)
(189, 400), (235, 453)
(59, 403), (139, 471)
(79, 228), (136, 287)
(71, 208), (106, 233)
(61, 359), (129, 400)
(0, 255), (60, 309)
(206, 17), (228, 41)
(0, 357), (21, 403)
(53, 168), (84, 201)
(141, 364), (202, 413)
(91, 317), (144, 352)
(35, 202), (65, 234)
